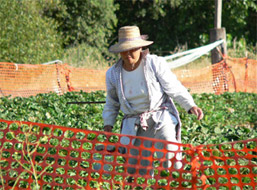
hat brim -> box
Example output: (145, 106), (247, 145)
(109, 40), (153, 53)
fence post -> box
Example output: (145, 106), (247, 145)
(210, 0), (227, 64)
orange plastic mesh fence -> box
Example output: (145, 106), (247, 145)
(173, 63), (224, 94)
(0, 119), (256, 190)
(63, 64), (108, 92)
(0, 62), (66, 97)
(173, 57), (256, 95)
(0, 57), (256, 97)
(223, 57), (257, 93)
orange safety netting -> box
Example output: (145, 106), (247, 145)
(173, 57), (256, 95)
(0, 57), (256, 98)
(0, 119), (256, 190)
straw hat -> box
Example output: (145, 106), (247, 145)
(109, 26), (153, 53)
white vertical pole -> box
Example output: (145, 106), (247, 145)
(215, 0), (222, 28)
(211, 0), (227, 64)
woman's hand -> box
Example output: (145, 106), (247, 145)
(189, 106), (204, 120)
(104, 125), (113, 132)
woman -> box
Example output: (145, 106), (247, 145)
(102, 26), (203, 177)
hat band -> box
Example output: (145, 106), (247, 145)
(119, 36), (142, 43)
(119, 35), (148, 43)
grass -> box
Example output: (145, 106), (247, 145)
(62, 42), (117, 69)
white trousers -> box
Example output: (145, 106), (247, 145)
(127, 113), (182, 176)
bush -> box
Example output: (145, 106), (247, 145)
(0, 0), (63, 64)
(39, 0), (119, 67)
(62, 43), (117, 68)
(226, 34), (257, 59)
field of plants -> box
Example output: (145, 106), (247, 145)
(0, 91), (256, 146)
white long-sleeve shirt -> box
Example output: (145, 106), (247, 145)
(102, 50), (196, 142)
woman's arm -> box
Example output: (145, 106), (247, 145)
(102, 69), (120, 130)
(154, 56), (202, 114)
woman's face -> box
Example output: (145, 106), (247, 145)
(120, 48), (142, 66)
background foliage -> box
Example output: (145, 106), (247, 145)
(0, 0), (256, 65)
(0, 0), (63, 64)
(114, 0), (257, 55)
(42, 0), (117, 50)
(0, 91), (256, 145)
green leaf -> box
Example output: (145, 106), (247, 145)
(214, 127), (222, 134)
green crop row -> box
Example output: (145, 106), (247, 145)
(0, 91), (256, 145)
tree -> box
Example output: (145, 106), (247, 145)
(222, 0), (257, 46)
(43, 0), (118, 51)
(114, 0), (257, 55)
(0, 0), (63, 64)
(114, 0), (213, 55)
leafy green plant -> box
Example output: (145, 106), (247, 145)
(0, 91), (256, 146)
(0, 124), (53, 190)
(0, 91), (256, 190)
(178, 92), (257, 145)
